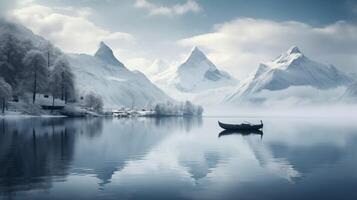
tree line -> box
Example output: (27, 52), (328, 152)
(154, 101), (203, 116)
(0, 33), (75, 113)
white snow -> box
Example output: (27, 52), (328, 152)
(0, 19), (62, 55)
(153, 47), (237, 94)
(174, 47), (237, 92)
(146, 47), (238, 106)
(94, 41), (125, 67)
(0, 111), (67, 118)
(226, 46), (354, 103)
(67, 42), (172, 109)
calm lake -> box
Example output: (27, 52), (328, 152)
(0, 116), (356, 200)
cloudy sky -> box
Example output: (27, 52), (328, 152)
(2, 0), (357, 79)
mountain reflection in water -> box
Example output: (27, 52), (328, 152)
(0, 117), (202, 197)
(0, 117), (357, 200)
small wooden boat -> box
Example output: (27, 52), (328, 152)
(218, 129), (263, 138)
(218, 120), (263, 131)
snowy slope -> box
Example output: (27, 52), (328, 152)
(0, 18), (50, 47)
(175, 47), (237, 92)
(226, 46), (353, 103)
(154, 47), (237, 93)
(67, 42), (172, 109)
(95, 42), (125, 67)
(0, 19), (172, 109)
(0, 19), (63, 60)
(147, 47), (238, 105)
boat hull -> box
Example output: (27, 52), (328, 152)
(218, 121), (263, 131)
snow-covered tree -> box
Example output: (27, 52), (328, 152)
(48, 69), (61, 111)
(196, 105), (204, 116)
(183, 100), (194, 115)
(51, 56), (75, 103)
(153, 100), (203, 116)
(0, 78), (12, 114)
(0, 33), (33, 89)
(22, 50), (49, 103)
(84, 93), (103, 112)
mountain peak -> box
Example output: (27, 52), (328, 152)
(272, 46), (304, 66)
(192, 46), (201, 52)
(174, 46), (236, 92)
(94, 41), (124, 67)
(96, 41), (112, 54)
(186, 46), (207, 62)
(287, 46), (302, 55)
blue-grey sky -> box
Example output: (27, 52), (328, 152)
(35, 0), (357, 39)
(2, 0), (357, 79)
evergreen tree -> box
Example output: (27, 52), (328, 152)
(84, 93), (103, 112)
(52, 57), (75, 104)
(0, 33), (33, 89)
(22, 50), (49, 103)
(0, 78), (12, 114)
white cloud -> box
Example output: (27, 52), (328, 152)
(134, 0), (201, 16)
(255, 86), (347, 107)
(178, 18), (357, 80)
(0, 0), (17, 17)
(9, 4), (135, 55)
(7, 2), (154, 70)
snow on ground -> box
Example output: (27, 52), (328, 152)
(0, 111), (67, 118)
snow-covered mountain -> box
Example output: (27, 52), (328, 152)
(94, 42), (125, 67)
(154, 47), (237, 93)
(175, 47), (237, 92)
(226, 46), (354, 103)
(0, 18), (50, 47)
(0, 18), (63, 62)
(67, 42), (172, 109)
(0, 19), (172, 109)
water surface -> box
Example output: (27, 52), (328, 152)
(0, 116), (356, 200)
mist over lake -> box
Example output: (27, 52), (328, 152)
(1, 0), (357, 199)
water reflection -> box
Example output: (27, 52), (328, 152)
(0, 118), (77, 196)
(0, 116), (203, 198)
(153, 116), (203, 132)
(181, 151), (221, 182)
(0, 117), (105, 197)
(71, 117), (203, 187)
(218, 129), (263, 138)
(0, 117), (357, 199)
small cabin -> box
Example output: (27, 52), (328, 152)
(36, 94), (65, 110)
(12, 95), (19, 102)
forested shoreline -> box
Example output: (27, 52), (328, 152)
(0, 19), (204, 118)
(0, 32), (76, 114)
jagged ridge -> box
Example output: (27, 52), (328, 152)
(226, 46), (353, 102)
(94, 41), (125, 67)
(174, 47), (237, 92)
